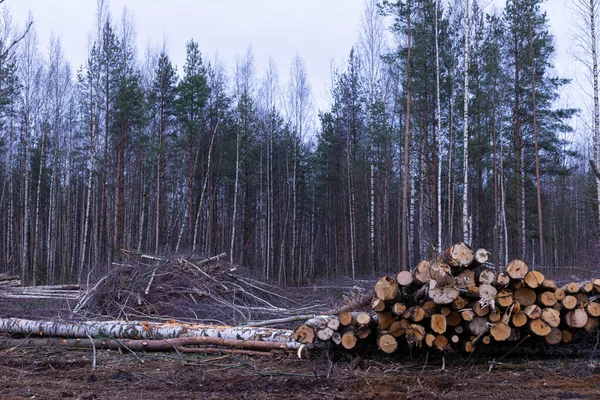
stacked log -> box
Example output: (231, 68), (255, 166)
(294, 242), (600, 356)
(0, 273), (81, 300)
(292, 312), (375, 350)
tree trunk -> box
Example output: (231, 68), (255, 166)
(435, 0), (443, 253)
(0, 318), (300, 349)
(462, 0), (470, 244)
(230, 131), (241, 264)
(529, 6), (543, 267)
(401, 0), (412, 270)
(155, 101), (164, 255)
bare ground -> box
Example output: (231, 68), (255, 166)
(1, 345), (600, 399)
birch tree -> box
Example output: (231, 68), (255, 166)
(358, 0), (387, 271)
(286, 54), (312, 281)
(571, 0), (600, 225)
(462, 0), (471, 244)
(79, 0), (106, 280)
(230, 47), (256, 265)
(435, 0), (443, 252)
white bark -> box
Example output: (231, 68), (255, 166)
(229, 132), (240, 264)
(448, 70), (455, 244)
(31, 118), (46, 285)
(370, 163), (376, 271)
(521, 148), (526, 260)
(79, 5), (105, 279)
(19, 16), (37, 282)
(462, 0), (471, 244)
(286, 54), (312, 281)
(346, 129), (356, 279)
(596, 0), (600, 226)
(0, 318), (300, 349)
(572, 0), (600, 223)
(500, 112), (509, 266)
(358, 0), (386, 271)
(193, 122), (218, 252)
(259, 59), (279, 279)
(435, 0), (443, 253)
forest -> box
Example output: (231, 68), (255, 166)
(0, 0), (597, 287)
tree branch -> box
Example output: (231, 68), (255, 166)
(0, 20), (33, 61)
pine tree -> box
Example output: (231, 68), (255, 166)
(149, 51), (176, 255)
(175, 40), (210, 250)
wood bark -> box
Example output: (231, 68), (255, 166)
(0, 337), (285, 356)
(0, 318), (300, 349)
(401, 0), (412, 271)
(462, 0), (471, 243)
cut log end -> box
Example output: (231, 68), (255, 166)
(506, 260), (528, 280)
(530, 319), (552, 337)
(524, 271), (545, 289)
(430, 314), (447, 335)
(490, 322), (511, 342)
(375, 276), (398, 301)
(341, 330), (357, 350)
(293, 325), (315, 344)
(396, 271), (415, 287)
(474, 248), (489, 264)
(371, 298), (386, 313)
(566, 309), (588, 329)
(443, 242), (475, 268)
(514, 287), (536, 307)
(377, 333), (398, 354)
(406, 324), (426, 347)
(413, 260), (432, 284)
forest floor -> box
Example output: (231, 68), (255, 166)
(1, 344), (600, 399)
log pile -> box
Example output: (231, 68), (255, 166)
(0, 274), (81, 300)
(2, 244), (600, 359)
(293, 243), (600, 355)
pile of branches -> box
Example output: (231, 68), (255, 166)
(74, 253), (323, 325)
(294, 243), (600, 356)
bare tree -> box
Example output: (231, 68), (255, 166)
(79, 0), (107, 280)
(17, 13), (38, 283)
(358, 0), (387, 271)
(571, 0), (600, 225)
(286, 53), (312, 281)
(259, 58), (280, 279)
(230, 46), (256, 265)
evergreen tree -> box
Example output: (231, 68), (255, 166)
(149, 51), (176, 254)
(175, 40), (210, 249)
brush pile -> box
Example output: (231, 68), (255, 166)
(294, 243), (600, 355)
(73, 253), (322, 325)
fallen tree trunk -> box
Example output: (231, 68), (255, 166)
(0, 318), (300, 349)
(0, 336), (284, 356)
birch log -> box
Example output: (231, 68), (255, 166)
(0, 318), (300, 349)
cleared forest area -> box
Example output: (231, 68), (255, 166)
(2, 0), (600, 397)
(2, 244), (600, 399)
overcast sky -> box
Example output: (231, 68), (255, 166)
(5, 0), (584, 138)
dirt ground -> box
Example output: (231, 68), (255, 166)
(1, 345), (600, 400)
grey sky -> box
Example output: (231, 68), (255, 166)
(7, 0), (364, 112)
(6, 0), (585, 141)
